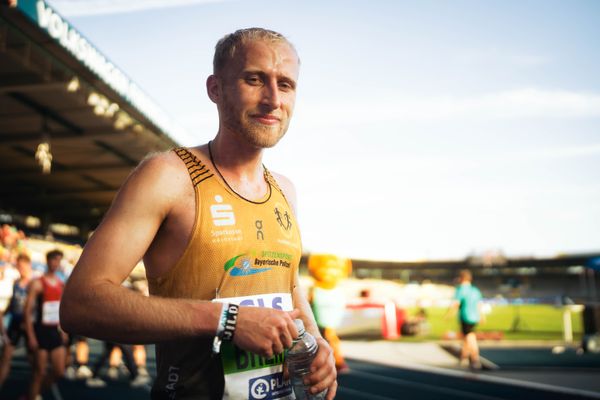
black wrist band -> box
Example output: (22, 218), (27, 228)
(222, 303), (239, 342)
(212, 303), (239, 355)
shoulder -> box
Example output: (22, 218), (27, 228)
(269, 171), (298, 213)
(130, 149), (187, 183)
(28, 278), (43, 293)
(118, 149), (192, 203)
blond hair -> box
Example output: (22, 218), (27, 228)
(213, 27), (298, 75)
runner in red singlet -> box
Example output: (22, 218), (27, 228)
(24, 249), (66, 400)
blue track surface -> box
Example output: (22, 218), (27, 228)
(2, 340), (600, 399)
(337, 358), (599, 400)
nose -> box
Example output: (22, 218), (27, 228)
(261, 79), (281, 110)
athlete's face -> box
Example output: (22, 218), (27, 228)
(16, 259), (31, 279)
(47, 255), (62, 273)
(211, 40), (299, 148)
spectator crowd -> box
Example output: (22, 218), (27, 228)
(0, 224), (151, 399)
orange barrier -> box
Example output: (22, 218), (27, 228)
(346, 300), (405, 339)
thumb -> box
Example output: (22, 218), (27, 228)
(288, 308), (301, 320)
(288, 309), (301, 338)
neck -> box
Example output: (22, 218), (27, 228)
(210, 133), (265, 178)
(208, 135), (269, 201)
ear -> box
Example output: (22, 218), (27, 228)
(206, 75), (220, 103)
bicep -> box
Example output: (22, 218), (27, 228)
(68, 157), (178, 287)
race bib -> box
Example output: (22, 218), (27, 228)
(42, 301), (60, 326)
(214, 293), (294, 400)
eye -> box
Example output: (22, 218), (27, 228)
(245, 75), (262, 85)
(278, 80), (295, 92)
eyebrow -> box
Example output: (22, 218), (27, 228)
(243, 70), (297, 89)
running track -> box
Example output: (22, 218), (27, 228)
(2, 340), (600, 399)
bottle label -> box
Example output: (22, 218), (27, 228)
(213, 293), (294, 400)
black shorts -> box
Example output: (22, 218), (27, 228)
(461, 321), (477, 335)
(7, 316), (27, 347)
(34, 325), (63, 351)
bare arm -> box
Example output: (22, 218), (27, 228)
(444, 299), (459, 320)
(60, 154), (301, 351)
(293, 276), (337, 399)
(60, 154), (222, 343)
(277, 173), (337, 398)
(24, 279), (41, 350)
(1, 287), (11, 338)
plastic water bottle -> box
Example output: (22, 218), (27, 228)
(286, 319), (327, 400)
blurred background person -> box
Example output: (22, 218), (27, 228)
(447, 269), (485, 370)
(64, 336), (92, 380)
(24, 249), (66, 400)
(0, 253), (33, 388)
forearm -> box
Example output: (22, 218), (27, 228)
(292, 285), (321, 339)
(24, 313), (35, 341)
(60, 281), (221, 344)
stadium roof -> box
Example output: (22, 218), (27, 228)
(0, 0), (182, 233)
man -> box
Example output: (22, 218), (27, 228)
(25, 249), (66, 399)
(0, 253), (33, 388)
(60, 28), (337, 399)
(448, 269), (484, 370)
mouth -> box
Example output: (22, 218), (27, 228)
(250, 114), (281, 125)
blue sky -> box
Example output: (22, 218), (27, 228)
(47, 0), (600, 261)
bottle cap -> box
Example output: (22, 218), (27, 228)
(294, 319), (305, 336)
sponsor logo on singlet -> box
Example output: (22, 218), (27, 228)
(256, 220), (264, 240)
(224, 251), (294, 277)
(248, 372), (292, 400)
(273, 202), (293, 239)
(210, 194), (243, 243)
(225, 254), (271, 276)
(211, 195), (236, 226)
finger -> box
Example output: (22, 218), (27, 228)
(310, 372), (336, 396)
(272, 339), (284, 357)
(270, 327), (285, 356)
(308, 362), (335, 391)
(280, 329), (293, 350)
(287, 314), (299, 339)
(325, 380), (338, 400)
(312, 367), (337, 395)
(262, 347), (274, 359)
(309, 341), (330, 373)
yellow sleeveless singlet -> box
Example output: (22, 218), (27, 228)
(148, 147), (302, 400)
